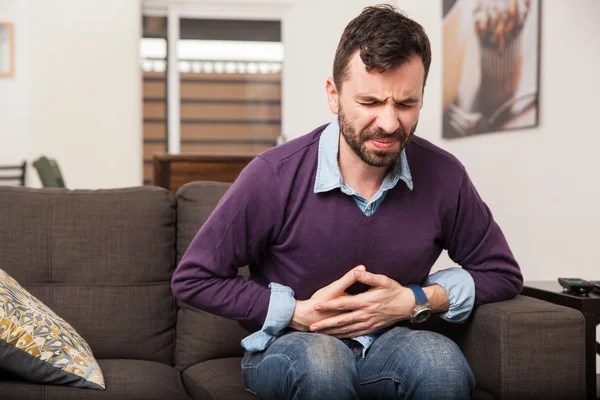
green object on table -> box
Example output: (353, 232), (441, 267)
(33, 156), (66, 188)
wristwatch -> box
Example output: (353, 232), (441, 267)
(406, 285), (432, 324)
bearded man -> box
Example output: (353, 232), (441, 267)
(172, 5), (522, 399)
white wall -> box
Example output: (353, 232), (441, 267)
(27, 0), (142, 188)
(0, 0), (142, 188)
(0, 0), (30, 166)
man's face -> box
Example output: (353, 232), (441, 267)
(327, 52), (425, 168)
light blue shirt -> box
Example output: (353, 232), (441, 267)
(242, 117), (476, 355)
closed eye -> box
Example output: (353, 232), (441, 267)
(396, 103), (416, 109)
(359, 102), (378, 107)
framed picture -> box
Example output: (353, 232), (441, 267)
(0, 21), (14, 78)
(442, 0), (541, 138)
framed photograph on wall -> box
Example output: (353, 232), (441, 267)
(442, 0), (541, 138)
(0, 21), (14, 78)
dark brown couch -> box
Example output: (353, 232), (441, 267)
(0, 183), (587, 400)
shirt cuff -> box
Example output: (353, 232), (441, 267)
(423, 268), (475, 323)
(241, 283), (296, 352)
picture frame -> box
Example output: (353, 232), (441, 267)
(442, 0), (541, 139)
(0, 21), (14, 78)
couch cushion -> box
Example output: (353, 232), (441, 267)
(0, 268), (104, 390)
(0, 187), (177, 364)
(182, 357), (255, 400)
(0, 359), (190, 400)
(175, 301), (248, 370)
(175, 182), (249, 369)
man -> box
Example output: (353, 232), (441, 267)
(172, 5), (522, 400)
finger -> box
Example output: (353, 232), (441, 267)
(354, 270), (390, 288)
(331, 328), (378, 339)
(309, 310), (364, 332)
(317, 322), (372, 337)
(326, 265), (366, 293)
(314, 294), (366, 312)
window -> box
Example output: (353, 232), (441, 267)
(140, 16), (283, 185)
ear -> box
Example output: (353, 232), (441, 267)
(325, 77), (340, 115)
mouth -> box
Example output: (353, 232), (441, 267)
(369, 139), (399, 150)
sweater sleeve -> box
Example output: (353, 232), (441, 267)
(443, 170), (523, 306)
(171, 156), (284, 329)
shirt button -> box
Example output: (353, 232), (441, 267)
(366, 204), (372, 211)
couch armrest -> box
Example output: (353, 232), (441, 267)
(452, 295), (586, 400)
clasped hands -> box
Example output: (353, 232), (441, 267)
(289, 265), (416, 339)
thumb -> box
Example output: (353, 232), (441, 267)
(326, 265), (366, 294)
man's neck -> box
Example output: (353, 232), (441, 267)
(338, 137), (390, 201)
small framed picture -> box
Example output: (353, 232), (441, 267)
(0, 21), (14, 78)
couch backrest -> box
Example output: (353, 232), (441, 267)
(174, 181), (250, 371)
(0, 186), (177, 365)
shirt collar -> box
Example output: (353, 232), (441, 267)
(314, 116), (414, 194)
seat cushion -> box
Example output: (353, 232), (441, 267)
(0, 359), (190, 400)
(181, 357), (255, 400)
(0, 268), (104, 390)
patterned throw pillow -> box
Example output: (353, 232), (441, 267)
(0, 269), (105, 389)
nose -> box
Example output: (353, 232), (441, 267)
(375, 103), (400, 134)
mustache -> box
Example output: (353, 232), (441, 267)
(360, 127), (406, 141)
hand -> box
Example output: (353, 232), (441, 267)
(309, 269), (415, 338)
(289, 265), (366, 332)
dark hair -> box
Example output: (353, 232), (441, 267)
(333, 5), (432, 92)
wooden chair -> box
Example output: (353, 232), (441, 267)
(0, 161), (26, 186)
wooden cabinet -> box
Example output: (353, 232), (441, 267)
(153, 153), (256, 194)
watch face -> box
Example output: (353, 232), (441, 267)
(412, 309), (432, 324)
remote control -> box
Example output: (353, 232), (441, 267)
(557, 278), (595, 295)
(591, 280), (600, 294)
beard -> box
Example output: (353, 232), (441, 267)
(339, 109), (417, 168)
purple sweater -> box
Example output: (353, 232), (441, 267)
(172, 124), (523, 332)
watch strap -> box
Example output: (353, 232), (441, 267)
(406, 285), (428, 305)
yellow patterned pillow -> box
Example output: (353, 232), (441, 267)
(0, 269), (105, 389)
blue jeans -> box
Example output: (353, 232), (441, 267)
(241, 327), (475, 399)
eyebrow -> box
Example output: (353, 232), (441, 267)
(355, 95), (420, 104)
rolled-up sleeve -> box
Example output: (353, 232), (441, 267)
(241, 283), (296, 352)
(424, 268), (475, 323)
